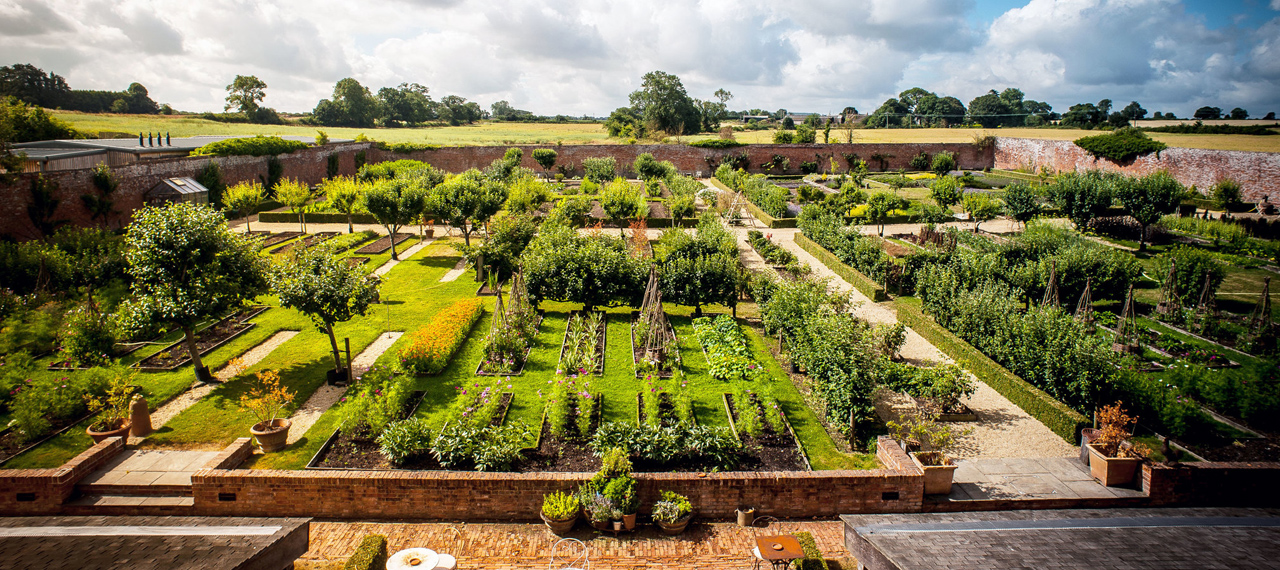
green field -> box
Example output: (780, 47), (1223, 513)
(52, 111), (1280, 152)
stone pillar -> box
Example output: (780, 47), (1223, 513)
(129, 395), (153, 437)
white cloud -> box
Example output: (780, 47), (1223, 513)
(0, 0), (1276, 118)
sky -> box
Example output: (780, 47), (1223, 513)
(2, 0), (1279, 119)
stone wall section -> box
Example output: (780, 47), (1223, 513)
(993, 137), (1280, 202)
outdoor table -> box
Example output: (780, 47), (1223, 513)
(755, 535), (803, 570)
(386, 547), (438, 570)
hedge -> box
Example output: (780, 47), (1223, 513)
(794, 531), (829, 570)
(191, 135), (308, 157)
(892, 296), (1088, 443)
(398, 298), (485, 375)
(259, 211), (380, 225)
(793, 232), (887, 302)
(688, 139), (745, 149)
(742, 198), (799, 229)
(343, 534), (387, 570)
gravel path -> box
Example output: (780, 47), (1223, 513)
(129, 330), (298, 445)
(439, 258), (468, 283)
(721, 201), (1075, 459)
(285, 332), (403, 445)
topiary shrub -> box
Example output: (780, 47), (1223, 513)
(343, 534), (388, 570)
(793, 531), (829, 570)
(191, 135), (308, 157)
(1074, 128), (1167, 162)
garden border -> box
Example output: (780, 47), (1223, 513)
(304, 390), (427, 471)
(721, 392), (813, 472)
(476, 312), (547, 376)
(891, 296), (1088, 444)
(793, 233), (888, 302)
(556, 311), (606, 376)
(132, 306), (270, 371)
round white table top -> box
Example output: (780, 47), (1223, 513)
(387, 548), (439, 570)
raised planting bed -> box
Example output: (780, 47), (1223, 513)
(903, 393), (978, 422)
(637, 392), (692, 427)
(521, 394), (604, 473)
(306, 390), (433, 470)
(476, 312), (546, 376)
(354, 233), (412, 255)
(0, 410), (98, 465)
(270, 232), (338, 255)
(558, 311), (606, 376)
(133, 306), (269, 371)
(724, 393), (810, 471)
(47, 340), (151, 371)
(630, 315), (678, 378)
(646, 200), (670, 219)
(476, 280), (506, 297)
(261, 232), (303, 248)
(344, 256), (370, 267)
(244, 231), (270, 240)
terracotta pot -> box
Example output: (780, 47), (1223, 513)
(250, 418), (291, 452)
(622, 513), (637, 530)
(657, 514), (692, 536)
(1087, 443), (1142, 487)
(736, 508), (755, 527)
(541, 511), (577, 535)
(87, 420), (131, 443)
(911, 451), (958, 495)
(590, 519), (610, 531)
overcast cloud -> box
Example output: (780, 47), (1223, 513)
(2, 0), (1277, 117)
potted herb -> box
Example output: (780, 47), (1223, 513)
(239, 369), (295, 452)
(889, 410), (968, 495)
(1086, 402), (1148, 487)
(604, 475), (638, 530)
(540, 490), (579, 535)
(579, 490), (614, 531)
(85, 370), (135, 443)
(609, 507), (625, 531)
(653, 490), (694, 535)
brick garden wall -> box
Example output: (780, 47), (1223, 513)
(190, 437), (923, 521)
(993, 137), (1280, 202)
(0, 436), (123, 515)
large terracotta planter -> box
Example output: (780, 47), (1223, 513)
(250, 418), (291, 452)
(1087, 443), (1142, 487)
(541, 511), (577, 535)
(911, 451), (958, 495)
(87, 420), (132, 443)
(622, 513), (637, 530)
(657, 514), (692, 536)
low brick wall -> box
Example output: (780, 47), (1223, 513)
(1144, 460), (1280, 507)
(191, 437), (922, 521)
(0, 436), (123, 515)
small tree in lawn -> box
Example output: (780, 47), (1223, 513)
(322, 176), (365, 233)
(118, 202), (269, 384)
(224, 181), (265, 232)
(363, 178), (427, 260)
(1001, 182), (1041, 229)
(928, 176), (962, 210)
(866, 190), (907, 237)
(272, 245), (380, 380)
(532, 148), (557, 179)
(601, 178), (642, 236)
(962, 192), (1001, 233)
(430, 170), (507, 247)
(275, 179), (313, 233)
(1115, 170), (1187, 251)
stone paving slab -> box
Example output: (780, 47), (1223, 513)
(0, 516), (309, 570)
(79, 450), (219, 488)
(843, 508), (1280, 570)
(944, 457), (1145, 502)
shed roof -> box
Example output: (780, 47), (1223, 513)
(148, 177), (209, 196)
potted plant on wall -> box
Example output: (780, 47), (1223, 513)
(1087, 402), (1148, 487)
(540, 490), (580, 535)
(604, 475), (639, 530)
(240, 369), (295, 452)
(85, 370), (135, 443)
(579, 490), (614, 531)
(653, 490), (694, 535)
(889, 409), (969, 495)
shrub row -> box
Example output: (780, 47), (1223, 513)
(343, 534), (387, 570)
(893, 297), (1087, 443)
(398, 298), (485, 375)
(191, 135), (309, 157)
(258, 211), (380, 225)
(688, 139), (746, 148)
(793, 233), (887, 302)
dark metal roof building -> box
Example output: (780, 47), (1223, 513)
(144, 177), (209, 206)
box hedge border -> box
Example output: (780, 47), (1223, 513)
(793, 232), (887, 302)
(892, 296), (1088, 444)
(707, 176), (799, 229)
(259, 211), (380, 225)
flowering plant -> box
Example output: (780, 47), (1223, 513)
(399, 298), (484, 375)
(238, 370), (294, 425)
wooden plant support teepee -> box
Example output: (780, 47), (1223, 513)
(1042, 261), (1060, 309)
(637, 266), (675, 376)
(1074, 277), (1094, 328)
(1155, 258), (1181, 320)
(1113, 284), (1142, 354)
(1193, 271), (1217, 334)
(1243, 276), (1274, 348)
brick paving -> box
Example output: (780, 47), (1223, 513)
(843, 507), (1280, 570)
(299, 519), (854, 570)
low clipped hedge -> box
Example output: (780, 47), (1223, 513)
(689, 139), (746, 149)
(191, 135), (308, 157)
(259, 211), (380, 225)
(893, 296), (1088, 443)
(399, 298), (485, 375)
(742, 198), (799, 229)
(1074, 129), (1167, 162)
(344, 534), (387, 570)
(793, 233), (887, 302)
(794, 531), (829, 570)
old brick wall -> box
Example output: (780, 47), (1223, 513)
(373, 142), (992, 178)
(1144, 461), (1280, 507)
(994, 137), (1280, 202)
(0, 437), (122, 515)
(190, 437), (922, 521)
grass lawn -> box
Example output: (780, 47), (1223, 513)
(52, 111), (1280, 152)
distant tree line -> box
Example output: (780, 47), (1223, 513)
(604, 71), (733, 138)
(0, 64), (159, 114)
